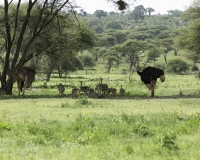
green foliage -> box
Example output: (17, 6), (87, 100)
(128, 32), (150, 41)
(60, 56), (84, 74)
(125, 145), (133, 154)
(94, 10), (107, 19)
(92, 25), (104, 33)
(105, 21), (122, 30)
(160, 132), (178, 150)
(154, 63), (165, 70)
(0, 122), (11, 131)
(129, 5), (145, 20)
(78, 25), (97, 50)
(191, 64), (199, 71)
(96, 35), (115, 47)
(1, 98), (200, 159)
(175, 2), (200, 62)
(104, 55), (119, 73)
(147, 46), (162, 62)
(167, 59), (189, 74)
(27, 119), (65, 145)
(156, 30), (171, 39)
(133, 123), (153, 137)
(75, 96), (92, 106)
(113, 31), (127, 44)
(167, 9), (182, 17)
(78, 53), (95, 67)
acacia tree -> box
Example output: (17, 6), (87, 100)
(0, 0), (79, 94)
(111, 40), (152, 70)
(146, 7), (155, 16)
(104, 55), (119, 73)
(130, 5), (146, 20)
(0, 0), (134, 94)
(175, 0), (200, 63)
(146, 46), (162, 66)
(94, 10), (108, 19)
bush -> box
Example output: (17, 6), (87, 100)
(167, 59), (189, 74)
(191, 64), (199, 71)
(154, 63), (165, 70)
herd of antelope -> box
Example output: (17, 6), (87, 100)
(57, 77), (125, 98)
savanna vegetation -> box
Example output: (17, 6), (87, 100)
(1, 0), (200, 159)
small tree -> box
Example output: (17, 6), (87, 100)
(114, 31), (127, 44)
(105, 56), (119, 73)
(78, 53), (95, 68)
(146, 47), (162, 66)
(105, 21), (122, 30)
(146, 7), (155, 16)
(94, 10), (107, 19)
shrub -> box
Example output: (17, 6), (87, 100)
(167, 59), (189, 74)
(160, 131), (178, 150)
(191, 64), (199, 71)
(154, 63), (165, 70)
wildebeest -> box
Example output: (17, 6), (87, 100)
(137, 67), (165, 97)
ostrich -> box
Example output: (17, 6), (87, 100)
(107, 87), (117, 97)
(120, 85), (125, 96)
(80, 81), (90, 95)
(88, 88), (97, 98)
(95, 77), (108, 95)
(57, 83), (65, 97)
(136, 57), (165, 97)
(71, 88), (80, 98)
(12, 52), (37, 97)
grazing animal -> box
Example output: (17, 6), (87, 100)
(57, 83), (65, 97)
(120, 85), (125, 96)
(12, 52), (37, 97)
(71, 88), (80, 98)
(137, 66), (165, 97)
(80, 81), (90, 95)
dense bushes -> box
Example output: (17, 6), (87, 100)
(167, 59), (189, 74)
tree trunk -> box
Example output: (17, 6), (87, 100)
(6, 77), (13, 95)
(129, 55), (134, 70)
(46, 64), (55, 82)
(108, 65), (111, 73)
(144, 58), (149, 67)
(129, 62), (134, 70)
(163, 53), (168, 64)
(173, 49), (178, 56)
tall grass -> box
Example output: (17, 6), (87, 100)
(0, 98), (200, 159)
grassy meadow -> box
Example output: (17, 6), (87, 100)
(1, 98), (200, 159)
(1, 51), (200, 159)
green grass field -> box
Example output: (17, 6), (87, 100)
(0, 98), (200, 159)
(1, 51), (200, 159)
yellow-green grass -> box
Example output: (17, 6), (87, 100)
(0, 98), (200, 159)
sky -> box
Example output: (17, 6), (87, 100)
(75, 0), (193, 14)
